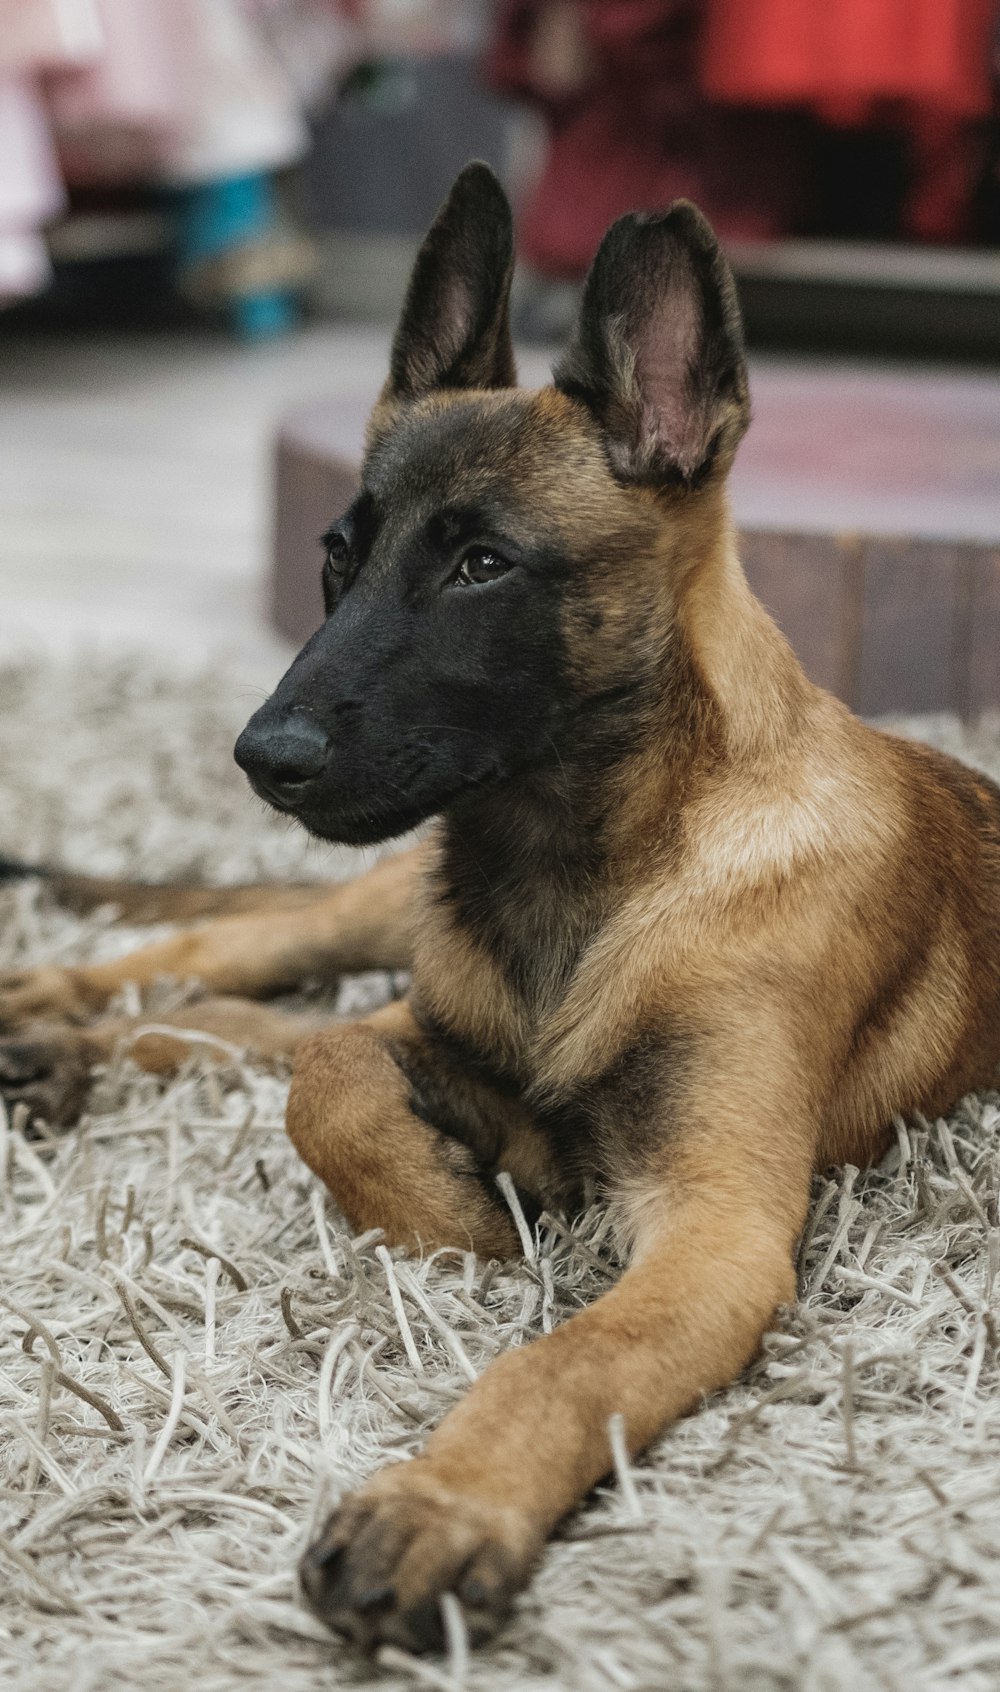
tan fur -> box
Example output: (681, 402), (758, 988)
(0, 845), (424, 1026)
(287, 1003), (525, 1260)
(5, 365), (1000, 1654)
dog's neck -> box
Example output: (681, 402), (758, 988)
(436, 758), (608, 1011)
(434, 493), (812, 1010)
(678, 498), (815, 749)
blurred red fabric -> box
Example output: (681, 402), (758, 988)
(489, 0), (807, 274)
(491, 0), (999, 271)
(702, 0), (996, 120)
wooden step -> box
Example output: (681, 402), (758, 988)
(272, 358), (1000, 717)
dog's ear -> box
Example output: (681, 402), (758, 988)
(385, 163), (516, 401)
(554, 201), (749, 486)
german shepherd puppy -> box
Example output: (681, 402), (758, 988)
(3, 163), (1000, 1654)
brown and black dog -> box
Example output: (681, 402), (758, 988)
(3, 163), (1000, 1652)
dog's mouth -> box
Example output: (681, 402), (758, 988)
(256, 769), (502, 847)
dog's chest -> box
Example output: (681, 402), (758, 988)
(413, 865), (593, 1085)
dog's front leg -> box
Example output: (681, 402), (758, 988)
(300, 1123), (812, 1651)
(285, 1001), (561, 1261)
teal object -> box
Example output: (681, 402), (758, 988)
(232, 291), (295, 338)
(174, 171), (297, 339)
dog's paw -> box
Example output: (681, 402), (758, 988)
(299, 1463), (540, 1653)
(0, 966), (100, 1030)
(0, 1029), (93, 1129)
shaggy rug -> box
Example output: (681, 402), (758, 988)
(2, 652), (1000, 1692)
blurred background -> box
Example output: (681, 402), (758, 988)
(1, 0), (999, 715)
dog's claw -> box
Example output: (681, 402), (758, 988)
(0, 1043), (47, 1085)
(300, 1467), (537, 1653)
(0, 1031), (91, 1130)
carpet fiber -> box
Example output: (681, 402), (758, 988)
(2, 652), (1000, 1692)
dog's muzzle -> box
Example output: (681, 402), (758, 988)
(234, 711), (330, 811)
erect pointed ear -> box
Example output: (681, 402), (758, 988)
(385, 162), (516, 402)
(553, 201), (749, 487)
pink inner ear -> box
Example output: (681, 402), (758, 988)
(435, 272), (475, 368)
(634, 259), (712, 478)
(403, 270), (473, 392)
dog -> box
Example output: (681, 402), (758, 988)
(3, 161), (1000, 1654)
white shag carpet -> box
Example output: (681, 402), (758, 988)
(2, 652), (1000, 1692)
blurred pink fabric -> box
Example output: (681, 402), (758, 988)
(0, 72), (65, 299)
(154, 0), (309, 185)
(47, 0), (311, 184)
(0, 0), (350, 303)
(47, 0), (192, 179)
(0, 0), (103, 74)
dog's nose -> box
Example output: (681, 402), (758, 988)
(234, 713), (330, 805)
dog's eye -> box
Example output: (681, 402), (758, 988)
(324, 529), (350, 572)
(452, 547), (511, 588)
(321, 529), (352, 609)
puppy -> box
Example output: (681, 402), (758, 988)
(2, 163), (999, 1654)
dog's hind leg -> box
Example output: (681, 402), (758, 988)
(0, 855), (336, 922)
(0, 844), (426, 1028)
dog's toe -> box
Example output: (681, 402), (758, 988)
(0, 965), (97, 1031)
(300, 1465), (538, 1653)
(0, 1032), (92, 1130)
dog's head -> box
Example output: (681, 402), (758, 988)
(235, 163), (749, 845)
